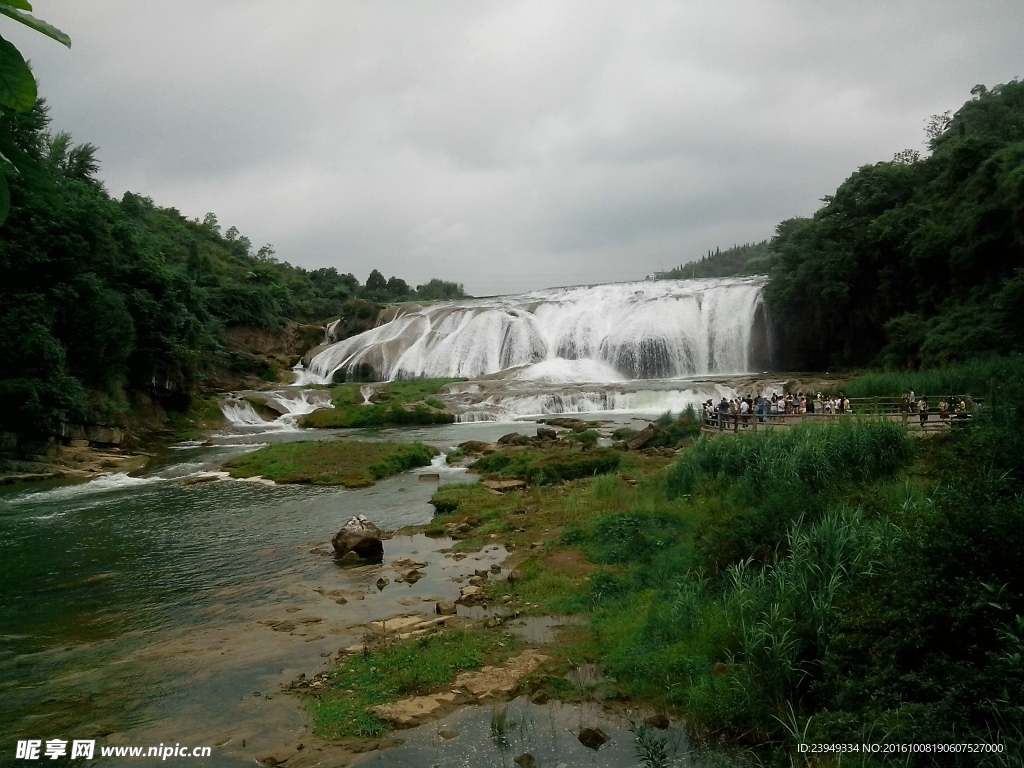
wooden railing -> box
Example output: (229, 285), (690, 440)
(701, 398), (980, 437)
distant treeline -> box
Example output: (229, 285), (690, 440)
(666, 80), (1024, 372)
(660, 240), (771, 279)
(0, 100), (466, 438)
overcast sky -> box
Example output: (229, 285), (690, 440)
(9, 1), (1024, 295)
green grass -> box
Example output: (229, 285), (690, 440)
(841, 355), (1024, 399)
(472, 445), (622, 485)
(298, 378), (460, 428)
(223, 439), (437, 487)
(302, 628), (516, 739)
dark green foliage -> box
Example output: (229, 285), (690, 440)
(766, 80), (1024, 370)
(647, 405), (703, 446)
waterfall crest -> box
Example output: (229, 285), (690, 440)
(301, 277), (769, 385)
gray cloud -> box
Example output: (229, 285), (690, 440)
(8, 0), (1024, 294)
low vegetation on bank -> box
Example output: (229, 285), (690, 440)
(302, 628), (516, 739)
(298, 379), (459, 428)
(223, 439), (437, 487)
(413, 412), (1023, 766)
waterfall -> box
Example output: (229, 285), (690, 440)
(299, 277), (769, 385)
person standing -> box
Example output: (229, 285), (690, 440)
(919, 397), (929, 427)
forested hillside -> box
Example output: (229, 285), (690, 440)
(766, 80), (1024, 370)
(0, 100), (466, 440)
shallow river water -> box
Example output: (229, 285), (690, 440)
(1, 418), (694, 767)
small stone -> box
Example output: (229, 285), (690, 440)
(376, 577), (389, 590)
(453, 553), (467, 560)
(578, 727), (609, 750)
(644, 713), (670, 729)
(475, 569), (489, 578)
(437, 729), (459, 741)
(507, 569), (522, 584)
(514, 754), (536, 768)
(490, 564), (502, 573)
(529, 691), (549, 705)
(435, 601), (457, 615)
(469, 576), (486, 587)
(500, 595), (513, 603)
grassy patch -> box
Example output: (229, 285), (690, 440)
(841, 355), (1024, 399)
(223, 439), (437, 487)
(298, 378), (461, 428)
(472, 445), (622, 485)
(303, 628), (516, 739)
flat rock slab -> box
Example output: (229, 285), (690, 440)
(370, 650), (547, 728)
(483, 479), (528, 492)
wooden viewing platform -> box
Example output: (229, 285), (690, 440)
(702, 397), (981, 437)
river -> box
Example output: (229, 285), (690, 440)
(1, 418), (697, 767)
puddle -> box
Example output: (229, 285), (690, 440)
(503, 615), (587, 645)
(352, 696), (698, 767)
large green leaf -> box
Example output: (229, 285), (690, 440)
(0, 5), (70, 47)
(0, 33), (35, 111)
(0, 1), (33, 11)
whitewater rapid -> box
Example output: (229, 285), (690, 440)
(299, 277), (770, 385)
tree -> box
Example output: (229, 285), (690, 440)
(0, 0), (70, 224)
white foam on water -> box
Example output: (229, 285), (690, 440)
(5, 472), (162, 506)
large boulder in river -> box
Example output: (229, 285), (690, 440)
(625, 427), (657, 451)
(332, 515), (383, 561)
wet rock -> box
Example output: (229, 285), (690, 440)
(376, 577), (389, 590)
(458, 585), (483, 604)
(437, 729), (459, 741)
(645, 713), (671, 729)
(419, 473), (440, 482)
(578, 727), (609, 750)
(536, 427), (558, 440)
(401, 568), (424, 584)
(490, 564), (502, 574)
(435, 601), (457, 615)
(497, 432), (522, 444)
(529, 690), (549, 705)
(468, 576), (486, 587)
(507, 569), (521, 585)
(332, 515), (383, 561)
(514, 755), (536, 768)
(474, 569), (490, 578)
(625, 427), (657, 451)
(180, 474), (220, 486)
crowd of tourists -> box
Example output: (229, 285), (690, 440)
(701, 390), (979, 430)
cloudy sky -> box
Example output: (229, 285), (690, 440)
(9, 1), (1024, 295)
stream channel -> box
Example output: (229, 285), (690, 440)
(0, 413), (700, 767)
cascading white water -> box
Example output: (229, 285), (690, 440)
(220, 390), (333, 430)
(299, 277), (769, 385)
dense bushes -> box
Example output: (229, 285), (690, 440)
(567, 417), (1022, 765)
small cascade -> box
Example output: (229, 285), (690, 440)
(299, 277), (770, 385)
(220, 400), (267, 426)
(359, 385), (373, 405)
(220, 390), (333, 431)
